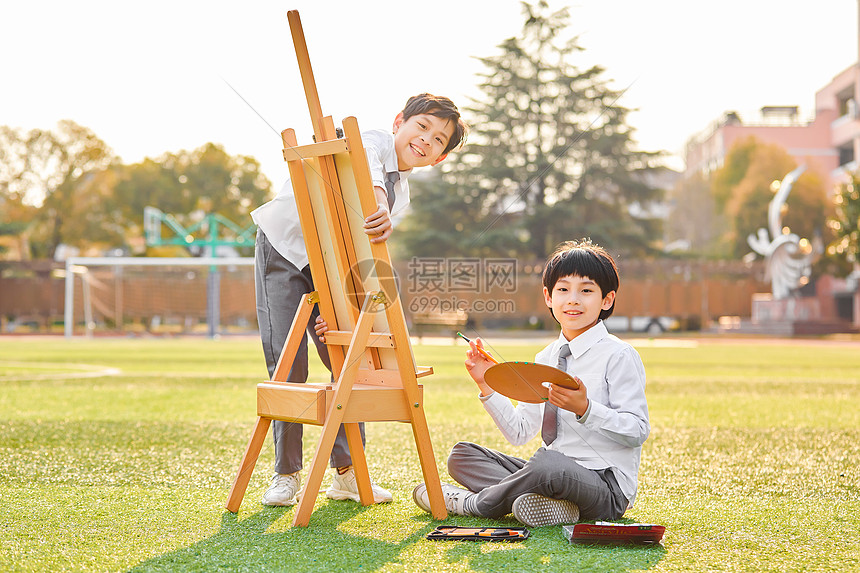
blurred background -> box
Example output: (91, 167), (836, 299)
(1, 0), (859, 337)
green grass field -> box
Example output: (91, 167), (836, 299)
(1, 335), (859, 572)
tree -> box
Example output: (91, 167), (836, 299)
(0, 219), (29, 258)
(711, 136), (758, 212)
(712, 137), (832, 257)
(0, 128), (36, 257)
(664, 171), (724, 256)
(409, 0), (663, 260)
(0, 120), (115, 258)
(827, 170), (860, 269)
(113, 143), (271, 254)
(394, 171), (523, 259)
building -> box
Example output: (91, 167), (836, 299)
(683, 105), (839, 184)
(675, 11), (860, 331)
(816, 61), (860, 177)
(685, 6), (860, 186)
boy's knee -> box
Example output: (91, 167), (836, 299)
(447, 441), (476, 475)
(528, 448), (562, 475)
(528, 449), (573, 493)
(450, 441), (473, 454)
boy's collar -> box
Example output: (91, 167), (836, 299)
(556, 320), (608, 359)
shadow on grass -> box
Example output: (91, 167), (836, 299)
(127, 503), (665, 572)
(126, 503), (437, 572)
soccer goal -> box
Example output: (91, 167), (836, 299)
(62, 256), (256, 338)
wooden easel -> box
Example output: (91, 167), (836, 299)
(225, 10), (447, 527)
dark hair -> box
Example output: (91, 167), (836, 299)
(541, 239), (620, 321)
(400, 93), (468, 155)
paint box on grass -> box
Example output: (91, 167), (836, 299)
(563, 522), (665, 544)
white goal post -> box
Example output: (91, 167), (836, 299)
(63, 256), (255, 338)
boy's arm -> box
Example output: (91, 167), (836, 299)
(314, 316), (328, 342)
(546, 377), (589, 417)
(479, 393), (543, 446)
(362, 131), (388, 185)
(464, 339), (495, 396)
(361, 131), (394, 243)
(363, 186), (392, 243)
(465, 339), (542, 445)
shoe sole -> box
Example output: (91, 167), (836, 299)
(261, 487), (303, 507)
(412, 485), (431, 513)
(326, 488), (360, 502)
(512, 494), (579, 527)
(327, 488), (392, 503)
(261, 496), (298, 507)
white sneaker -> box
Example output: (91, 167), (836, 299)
(511, 493), (579, 527)
(412, 482), (473, 516)
(261, 472), (301, 506)
(326, 467), (392, 503)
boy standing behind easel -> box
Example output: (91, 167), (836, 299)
(251, 94), (467, 507)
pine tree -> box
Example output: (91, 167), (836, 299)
(416, 1), (663, 259)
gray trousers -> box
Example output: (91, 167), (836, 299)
(255, 229), (364, 475)
(447, 441), (629, 521)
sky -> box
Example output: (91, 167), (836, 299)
(2, 0), (857, 192)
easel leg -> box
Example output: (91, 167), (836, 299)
(226, 291), (316, 514)
(409, 412), (447, 520)
(225, 416), (272, 513)
(344, 422), (373, 505)
(292, 417), (347, 526)
(292, 292), (378, 526)
(272, 292), (318, 382)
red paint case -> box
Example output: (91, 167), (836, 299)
(563, 522), (665, 544)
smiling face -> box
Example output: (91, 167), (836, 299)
(391, 112), (455, 170)
(544, 274), (616, 341)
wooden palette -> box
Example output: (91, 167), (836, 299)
(483, 361), (579, 403)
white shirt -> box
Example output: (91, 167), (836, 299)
(480, 320), (650, 506)
(250, 129), (411, 269)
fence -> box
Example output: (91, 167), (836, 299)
(0, 258), (769, 335)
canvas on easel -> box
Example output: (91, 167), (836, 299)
(225, 9), (447, 527)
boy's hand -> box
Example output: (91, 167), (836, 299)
(465, 338), (495, 396)
(314, 315), (329, 343)
(546, 376), (589, 417)
(364, 204), (393, 243)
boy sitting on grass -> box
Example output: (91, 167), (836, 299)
(413, 239), (650, 527)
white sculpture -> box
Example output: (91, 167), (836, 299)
(747, 165), (817, 300)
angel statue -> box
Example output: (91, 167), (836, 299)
(747, 165), (820, 300)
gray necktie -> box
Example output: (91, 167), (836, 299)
(541, 343), (572, 445)
(384, 171), (399, 211)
